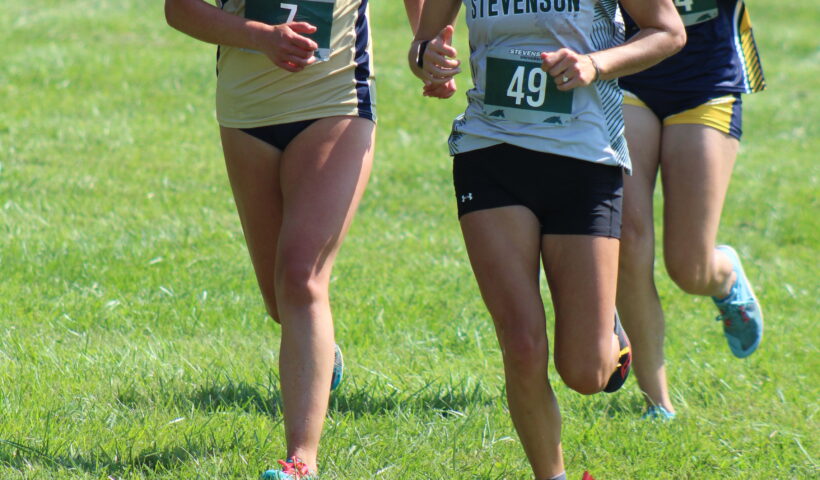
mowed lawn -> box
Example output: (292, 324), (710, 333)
(0, 1), (817, 479)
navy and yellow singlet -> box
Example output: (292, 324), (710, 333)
(620, 0), (765, 94)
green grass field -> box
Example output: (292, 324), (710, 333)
(0, 1), (817, 478)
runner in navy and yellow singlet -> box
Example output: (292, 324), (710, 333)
(616, 0), (766, 421)
(408, 1), (685, 478)
(165, 1), (421, 478)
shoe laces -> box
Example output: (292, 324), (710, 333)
(277, 457), (312, 478)
(716, 303), (753, 327)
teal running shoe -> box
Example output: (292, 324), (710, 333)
(603, 311), (632, 393)
(330, 343), (343, 391)
(261, 457), (316, 480)
(712, 245), (764, 358)
(641, 405), (676, 421)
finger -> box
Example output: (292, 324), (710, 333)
(429, 40), (458, 60)
(288, 22), (318, 34)
(276, 59), (302, 73)
(555, 76), (579, 91)
(427, 49), (460, 69)
(540, 50), (568, 71)
(424, 62), (461, 79)
(286, 30), (319, 52)
(285, 53), (316, 67)
(439, 25), (455, 45)
(424, 79), (457, 97)
(425, 72), (458, 86)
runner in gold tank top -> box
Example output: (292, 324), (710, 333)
(165, 1), (421, 477)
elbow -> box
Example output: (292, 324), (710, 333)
(164, 1), (181, 30)
(672, 29), (687, 54)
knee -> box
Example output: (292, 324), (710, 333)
(665, 253), (710, 295)
(619, 217), (654, 275)
(498, 329), (548, 381)
(262, 295), (280, 323)
(555, 349), (609, 395)
(275, 256), (327, 307)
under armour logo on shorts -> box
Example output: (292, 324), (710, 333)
(461, 193), (473, 203)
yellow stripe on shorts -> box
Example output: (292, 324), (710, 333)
(664, 95), (737, 135)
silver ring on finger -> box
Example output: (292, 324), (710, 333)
(562, 75), (569, 83)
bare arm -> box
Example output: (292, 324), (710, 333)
(593, 0), (686, 79)
(413, 0), (461, 42)
(541, 0), (685, 91)
(164, 0), (319, 72)
(404, 0), (424, 35)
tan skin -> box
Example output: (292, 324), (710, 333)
(166, 0), (421, 474)
(618, 110), (740, 414)
(407, 1), (685, 478)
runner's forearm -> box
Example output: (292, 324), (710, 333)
(165, 0), (272, 51)
(590, 0), (686, 80)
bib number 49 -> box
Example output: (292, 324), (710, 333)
(506, 66), (548, 108)
(483, 55), (573, 124)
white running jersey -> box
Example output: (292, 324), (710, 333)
(450, 0), (630, 171)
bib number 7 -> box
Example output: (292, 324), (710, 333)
(245, 0), (335, 61)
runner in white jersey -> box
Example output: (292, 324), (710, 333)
(408, 2), (685, 479)
(450, 0), (630, 170)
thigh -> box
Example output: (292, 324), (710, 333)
(276, 116), (376, 278)
(660, 124), (738, 263)
(542, 235), (620, 361)
(622, 105), (662, 244)
(459, 206), (546, 337)
(220, 126), (284, 308)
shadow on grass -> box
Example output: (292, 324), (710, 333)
(183, 375), (500, 419)
(330, 378), (500, 418)
(0, 438), (219, 478)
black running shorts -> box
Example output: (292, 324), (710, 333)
(453, 143), (624, 238)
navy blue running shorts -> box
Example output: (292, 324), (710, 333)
(240, 119), (317, 151)
(453, 144), (624, 238)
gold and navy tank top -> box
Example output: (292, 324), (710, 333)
(620, 0), (765, 94)
(215, 0), (376, 128)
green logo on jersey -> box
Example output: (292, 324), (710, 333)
(470, 0), (581, 19)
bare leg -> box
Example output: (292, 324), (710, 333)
(661, 124), (738, 299)
(617, 105), (673, 412)
(543, 235), (621, 396)
(220, 127), (284, 321)
(459, 206), (564, 479)
(220, 117), (375, 471)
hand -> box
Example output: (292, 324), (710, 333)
(423, 78), (457, 99)
(416, 25), (461, 87)
(258, 22), (319, 73)
(540, 48), (597, 91)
